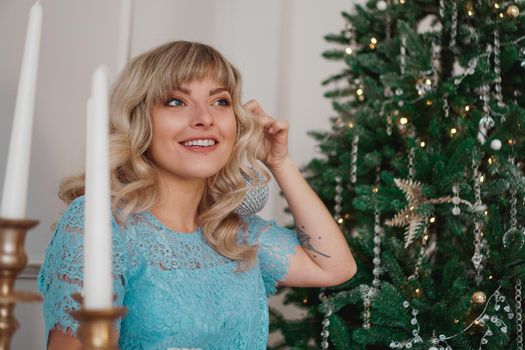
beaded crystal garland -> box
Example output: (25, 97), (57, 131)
(471, 159), (485, 284)
(389, 300), (423, 349)
(400, 34), (407, 75)
(493, 29), (504, 109)
(319, 290), (332, 349)
(516, 279), (523, 350)
(351, 135), (359, 184)
(391, 286), (514, 349)
(334, 176), (343, 222)
(502, 186), (525, 249)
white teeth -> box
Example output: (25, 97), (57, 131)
(182, 139), (216, 147)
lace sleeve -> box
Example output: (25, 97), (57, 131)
(247, 215), (300, 296)
(37, 196), (128, 345)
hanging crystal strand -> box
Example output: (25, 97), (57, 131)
(502, 186), (525, 248)
(516, 279), (523, 350)
(334, 176), (343, 224)
(318, 290), (332, 349)
(493, 29), (505, 111)
(431, 41), (441, 76)
(471, 159), (484, 285)
(408, 226), (430, 281)
(439, 0), (445, 20)
(452, 183), (461, 215)
(450, 0), (457, 47)
(443, 94), (450, 118)
(385, 0), (391, 41)
(408, 145), (416, 180)
(361, 285), (374, 330)
(382, 87), (393, 136)
(478, 84), (495, 145)
(400, 34), (407, 75)
(351, 134), (359, 184)
(372, 209), (382, 288)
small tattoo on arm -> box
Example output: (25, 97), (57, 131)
(297, 226), (331, 258)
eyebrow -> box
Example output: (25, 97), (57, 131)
(175, 87), (229, 96)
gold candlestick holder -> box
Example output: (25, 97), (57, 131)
(70, 294), (127, 350)
(0, 217), (42, 350)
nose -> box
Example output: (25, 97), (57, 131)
(191, 104), (214, 128)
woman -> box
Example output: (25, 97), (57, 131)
(38, 41), (356, 350)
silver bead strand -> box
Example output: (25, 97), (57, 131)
(502, 187), (525, 249)
(493, 29), (505, 109)
(452, 184), (461, 215)
(351, 135), (359, 184)
(400, 34), (407, 75)
(443, 95), (450, 118)
(516, 279), (523, 350)
(334, 176), (343, 224)
(471, 159), (484, 285)
(450, 0), (457, 47)
(408, 145), (416, 181)
(408, 226), (430, 281)
(372, 208), (382, 288)
(319, 291), (332, 349)
(478, 84), (495, 145)
(439, 0), (445, 21)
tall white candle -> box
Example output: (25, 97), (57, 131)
(84, 66), (113, 309)
(1, 1), (43, 218)
(116, 0), (133, 73)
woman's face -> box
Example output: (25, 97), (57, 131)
(148, 77), (237, 182)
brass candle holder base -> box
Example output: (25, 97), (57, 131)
(0, 217), (42, 350)
(71, 294), (127, 350)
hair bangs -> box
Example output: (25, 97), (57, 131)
(147, 42), (238, 106)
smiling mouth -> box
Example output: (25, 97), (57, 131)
(178, 138), (219, 152)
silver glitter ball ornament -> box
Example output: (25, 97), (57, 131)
(376, 0), (388, 10)
(233, 170), (269, 216)
(490, 139), (502, 150)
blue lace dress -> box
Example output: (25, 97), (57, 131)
(38, 196), (300, 349)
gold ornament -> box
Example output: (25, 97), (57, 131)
(507, 5), (520, 18)
(413, 287), (422, 298)
(471, 291), (487, 304)
(385, 179), (454, 247)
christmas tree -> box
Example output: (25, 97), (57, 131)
(269, 0), (525, 349)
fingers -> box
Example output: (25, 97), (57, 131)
(266, 120), (289, 135)
(243, 99), (273, 125)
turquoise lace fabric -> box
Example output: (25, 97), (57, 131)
(38, 196), (300, 349)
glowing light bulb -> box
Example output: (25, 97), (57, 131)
(429, 217), (436, 223)
(345, 47), (353, 55)
(465, 105), (470, 112)
(400, 117), (408, 125)
(371, 37), (378, 44)
(450, 128), (457, 135)
(356, 88), (364, 96)
(420, 141), (426, 147)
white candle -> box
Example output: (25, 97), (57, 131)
(116, 0), (133, 73)
(84, 66), (113, 309)
(0, 1), (43, 218)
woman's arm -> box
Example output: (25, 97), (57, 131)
(243, 100), (357, 288)
(269, 157), (357, 287)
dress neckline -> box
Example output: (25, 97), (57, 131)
(141, 210), (202, 237)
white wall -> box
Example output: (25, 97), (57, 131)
(0, 0), (364, 347)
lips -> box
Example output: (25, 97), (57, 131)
(178, 137), (219, 153)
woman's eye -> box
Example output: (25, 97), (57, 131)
(214, 98), (231, 107)
(166, 98), (185, 107)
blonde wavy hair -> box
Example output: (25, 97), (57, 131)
(59, 41), (269, 271)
